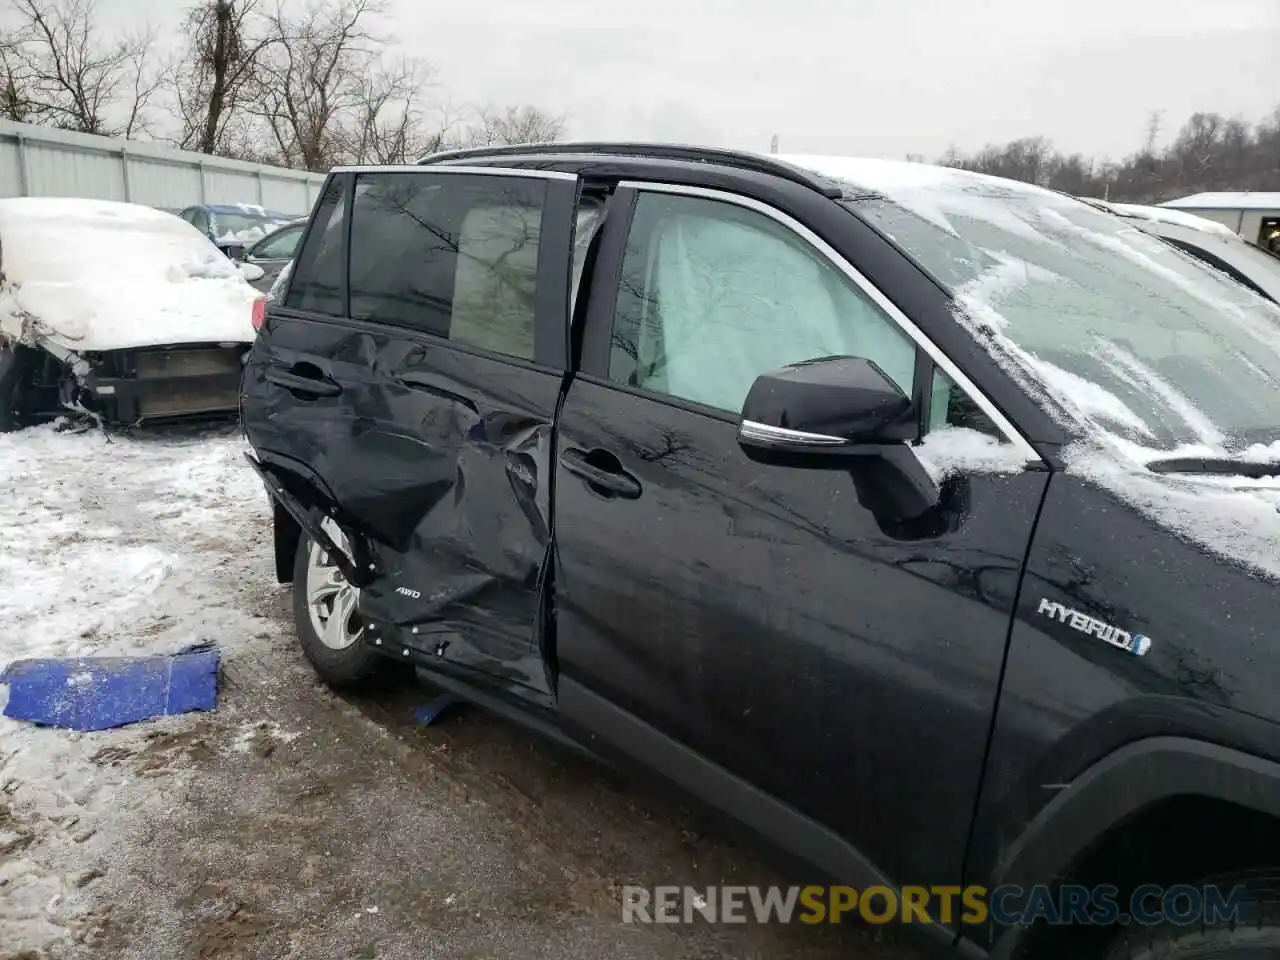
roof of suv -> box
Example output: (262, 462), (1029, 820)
(414, 142), (1087, 215)
(417, 141), (851, 198)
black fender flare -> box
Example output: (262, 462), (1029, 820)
(988, 736), (1280, 959)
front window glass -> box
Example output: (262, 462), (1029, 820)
(609, 192), (917, 415)
(844, 178), (1280, 451)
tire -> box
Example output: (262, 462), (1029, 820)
(291, 518), (385, 689)
(1103, 873), (1280, 960)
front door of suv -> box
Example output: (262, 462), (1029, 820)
(553, 181), (1052, 902)
(241, 164), (580, 706)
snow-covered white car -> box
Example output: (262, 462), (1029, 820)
(1078, 197), (1280, 304)
(0, 198), (266, 432)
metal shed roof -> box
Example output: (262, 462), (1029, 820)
(1161, 192), (1280, 210)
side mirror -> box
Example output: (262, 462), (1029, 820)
(737, 355), (916, 456)
(738, 355), (942, 526)
(224, 243), (248, 262)
(237, 261), (265, 282)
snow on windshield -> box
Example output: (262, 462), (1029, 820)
(0, 198), (259, 351)
(788, 157), (1280, 450)
(1101, 201), (1240, 238)
(215, 221), (290, 244)
(782, 155), (1280, 579)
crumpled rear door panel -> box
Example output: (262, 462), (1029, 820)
(245, 319), (562, 699)
(240, 168), (582, 705)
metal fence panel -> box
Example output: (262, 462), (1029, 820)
(0, 119), (325, 215)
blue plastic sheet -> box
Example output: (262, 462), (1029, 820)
(0, 642), (220, 732)
(413, 692), (461, 726)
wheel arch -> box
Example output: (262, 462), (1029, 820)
(988, 736), (1280, 959)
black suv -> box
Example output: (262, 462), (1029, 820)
(240, 144), (1280, 960)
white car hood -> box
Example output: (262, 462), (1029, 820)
(0, 198), (260, 353)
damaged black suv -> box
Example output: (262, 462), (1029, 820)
(241, 144), (1280, 960)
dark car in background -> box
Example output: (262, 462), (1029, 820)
(240, 217), (307, 293)
(178, 203), (299, 261)
(240, 144), (1280, 960)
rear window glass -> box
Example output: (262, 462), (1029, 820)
(347, 172), (546, 361)
(285, 177), (347, 315)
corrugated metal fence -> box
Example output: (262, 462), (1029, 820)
(0, 119), (326, 215)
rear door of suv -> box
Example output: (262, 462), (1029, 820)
(241, 164), (581, 707)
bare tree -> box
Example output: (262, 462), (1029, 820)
(248, 0), (396, 170)
(456, 104), (566, 148)
(5, 0), (160, 136)
(935, 103), (1280, 204)
(0, 28), (42, 122)
(168, 0), (275, 156)
(336, 54), (447, 163)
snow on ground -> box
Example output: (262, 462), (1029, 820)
(0, 423), (276, 955)
(0, 424), (876, 960)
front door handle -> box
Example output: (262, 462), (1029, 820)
(265, 365), (341, 397)
(560, 448), (641, 500)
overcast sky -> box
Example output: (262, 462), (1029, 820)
(100, 0), (1280, 162)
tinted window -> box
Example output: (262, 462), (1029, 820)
(609, 191), (917, 414)
(928, 368), (1002, 438)
(285, 176), (346, 316)
(251, 224), (304, 261)
(347, 172), (545, 361)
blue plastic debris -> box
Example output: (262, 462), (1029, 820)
(413, 692), (460, 726)
(0, 642), (220, 732)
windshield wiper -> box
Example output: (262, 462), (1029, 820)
(1145, 457), (1280, 478)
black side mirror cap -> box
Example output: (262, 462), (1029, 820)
(737, 356), (916, 459)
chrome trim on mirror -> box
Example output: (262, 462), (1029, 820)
(615, 180), (1043, 467)
(739, 420), (850, 446)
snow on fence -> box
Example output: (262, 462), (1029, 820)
(0, 119), (326, 215)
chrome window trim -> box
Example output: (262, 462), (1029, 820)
(330, 164), (578, 182)
(615, 179), (1044, 466)
(739, 421), (848, 446)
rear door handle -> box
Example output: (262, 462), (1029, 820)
(560, 448), (642, 499)
(265, 365), (341, 397)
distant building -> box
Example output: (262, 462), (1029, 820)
(1159, 192), (1280, 254)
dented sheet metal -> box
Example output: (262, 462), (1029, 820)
(242, 323), (562, 700)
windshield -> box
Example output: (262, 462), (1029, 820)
(213, 211), (291, 243)
(1227, 234), (1280, 282)
(841, 176), (1280, 452)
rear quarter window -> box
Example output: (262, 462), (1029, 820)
(346, 172), (546, 361)
(285, 177), (347, 316)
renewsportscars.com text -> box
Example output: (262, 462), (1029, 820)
(621, 883), (1249, 927)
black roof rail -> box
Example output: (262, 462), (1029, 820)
(416, 141), (846, 199)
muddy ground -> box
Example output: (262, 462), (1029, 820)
(0, 424), (923, 960)
(6, 594), (924, 960)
